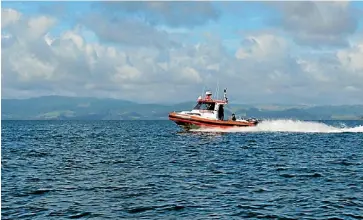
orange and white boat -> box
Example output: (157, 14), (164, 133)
(169, 88), (260, 130)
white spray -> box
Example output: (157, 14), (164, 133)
(191, 119), (363, 133)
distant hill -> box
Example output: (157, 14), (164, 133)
(2, 96), (363, 120)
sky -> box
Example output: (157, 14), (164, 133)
(1, 1), (363, 105)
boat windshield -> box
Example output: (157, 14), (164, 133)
(193, 102), (215, 110)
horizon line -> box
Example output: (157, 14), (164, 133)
(2, 95), (363, 107)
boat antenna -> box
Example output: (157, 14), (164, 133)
(214, 80), (219, 100)
(224, 88), (228, 103)
(201, 86), (205, 99)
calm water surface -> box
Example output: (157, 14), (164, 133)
(2, 120), (363, 219)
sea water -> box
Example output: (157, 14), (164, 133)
(2, 120), (363, 219)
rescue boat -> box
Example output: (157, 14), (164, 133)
(168, 88), (260, 130)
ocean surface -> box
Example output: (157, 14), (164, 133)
(2, 119), (363, 219)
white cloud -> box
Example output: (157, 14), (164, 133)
(1, 8), (21, 28)
(27, 16), (56, 39)
(176, 67), (203, 84)
(1, 9), (218, 102)
(114, 65), (142, 82)
(271, 1), (359, 47)
(235, 34), (288, 60)
(337, 40), (363, 73)
(1, 6), (363, 105)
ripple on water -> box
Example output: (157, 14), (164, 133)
(2, 120), (363, 219)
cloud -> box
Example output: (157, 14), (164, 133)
(1, 8), (22, 28)
(1, 8), (211, 102)
(235, 34), (289, 60)
(80, 13), (180, 49)
(269, 1), (360, 48)
(337, 40), (363, 73)
(1, 3), (363, 105)
(95, 1), (220, 28)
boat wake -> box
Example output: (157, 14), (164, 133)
(190, 119), (363, 133)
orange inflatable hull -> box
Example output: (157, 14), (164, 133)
(169, 112), (259, 130)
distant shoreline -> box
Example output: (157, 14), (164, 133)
(2, 118), (363, 121)
(2, 96), (363, 121)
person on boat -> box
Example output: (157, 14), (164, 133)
(231, 113), (236, 121)
(218, 105), (224, 120)
(205, 91), (212, 100)
(206, 103), (214, 110)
